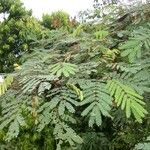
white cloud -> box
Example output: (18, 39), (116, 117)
(21, 0), (93, 19)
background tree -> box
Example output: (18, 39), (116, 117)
(42, 10), (77, 31)
(0, 0), (44, 72)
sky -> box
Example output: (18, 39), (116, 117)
(21, 0), (93, 19)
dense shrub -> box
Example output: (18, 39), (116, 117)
(0, 1), (150, 150)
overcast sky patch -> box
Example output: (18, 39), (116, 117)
(21, 0), (93, 19)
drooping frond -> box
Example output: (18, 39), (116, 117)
(20, 74), (56, 94)
(120, 26), (150, 63)
(54, 121), (83, 150)
(107, 58), (150, 74)
(109, 68), (150, 95)
(37, 86), (82, 149)
(49, 62), (78, 77)
(79, 80), (112, 127)
(106, 79), (148, 122)
(0, 92), (28, 141)
(38, 86), (79, 122)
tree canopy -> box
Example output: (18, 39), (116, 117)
(0, 0), (45, 72)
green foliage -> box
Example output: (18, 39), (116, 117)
(0, 0), (45, 72)
(49, 62), (78, 77)
(0, 92), (27, 141)
(80, 80), (112, 127)
(37, 86), (82, 149)
(0, 0), (31, 18)
(120, 26), (150, 63)
(72, 24), (83, 37)
(20, 74), (55, 94)
(94, 30), (109, 40)
(107, 79), (148, 122)
(107, 60), (150, 96)
(78, 132), (109, 150)
(54, 122), (83, 150)
(42, 11), (71, 30)
(107, 58), (150, 74)
(0, 1), (150, 150)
